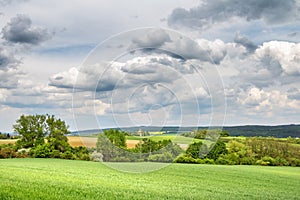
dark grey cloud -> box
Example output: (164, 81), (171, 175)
(168, 0), (300, 29)
(234, 33), (258, 53)
(2, 14), (52, 45)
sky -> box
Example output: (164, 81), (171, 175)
(0, 0), (300, 132)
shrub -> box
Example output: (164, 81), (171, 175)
(0, 147), (16, 158)
(174, 155), (198, 164)
(148, 152), (173, 162)
(202, 158), (215, 164)
(30, 144), (52, 158)
(240, 157), (256, 165)
(90, 151), (103, 162)
(289, 158), (300, 167)
(256, 156), (276, 166)
(256, 160), (269, 166)
(274, 157), (289, 166)
(216, 154), (236, 165)
(60, 151), (75, 160)
(261, 156), (276, 166)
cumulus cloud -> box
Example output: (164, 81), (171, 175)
(50, 53), (214, 120)
(238, 87), (300, 113)
(227, 40), (300, 90)
(168, 0), (300, 29)
(130, 29), (171, 49)
(255, 41), (300, 76)
(0, 46), (20, 70)
(49, 55), (196, 93)
(49, 67), (78, 89)
(129, 29), (209, 61)
(129, 29), (232, 64)
(2, 14), (52, 45)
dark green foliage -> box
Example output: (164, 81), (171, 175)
(206, 140), (228, 160)
(185, 141), (203, 159)
(176, 137), (300, 166)
(13, 114), (70, 150)
(14, 114), (72, 158)
(9, 114), (89, 161)
(103, 129), (126, 148)
(96, 130), (183, 162)
(220, 131), (230, 137)
(46, 115), (70, 152)
(13, 114), (47, 148)
(185, 140), (227, 160)
(134, 138), (171, 153)
(177, 140), (226, 163)
(289, 158), (300, 166)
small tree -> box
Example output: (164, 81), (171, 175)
(103, 129), (126, 148)
(186, 141), (204, 159)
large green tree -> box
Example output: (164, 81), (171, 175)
(14, 114), (70, 151)
(14, 114), (47, 148)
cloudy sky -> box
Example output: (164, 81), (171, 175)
(0, 0), (299, 132)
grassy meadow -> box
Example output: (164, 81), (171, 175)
(0, 158), (299, 199)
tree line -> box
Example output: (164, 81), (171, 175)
(92, 129), (183, 162)
(0, 114), (89, 160)
(1, 114), (300, 166)
(174, 137), (300, 166)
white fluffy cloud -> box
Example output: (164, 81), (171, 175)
(238, 87), (300, 114)
(255, 41), (300, 76)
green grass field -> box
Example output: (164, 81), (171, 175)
(0, 159), (299, 199)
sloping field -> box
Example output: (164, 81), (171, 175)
(67, 136), (97, 148)
(0, 158), (299, 199)
(67, 136), (139, 149)
(0, 137), (145, 149)
(0, 139), (17, 145)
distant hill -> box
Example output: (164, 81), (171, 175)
(222, 124), (300, 138)
(71, 124), (300, 138)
